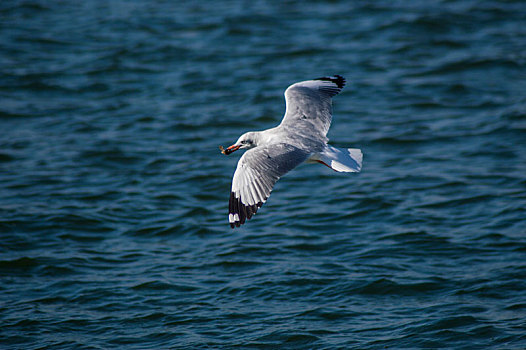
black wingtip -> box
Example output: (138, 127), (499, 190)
(228, 192), (264, 228)
(315, 75), (346, 89)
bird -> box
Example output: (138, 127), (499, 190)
(220, 75), (362, 228)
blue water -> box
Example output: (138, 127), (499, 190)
(1, 0), (526, 349)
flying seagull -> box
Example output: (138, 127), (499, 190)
(220, 75), (362, 228)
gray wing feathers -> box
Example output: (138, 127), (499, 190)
(280, 75), (346, 139)
(229, 144), (309, 228)
(282, 86), (333, 138)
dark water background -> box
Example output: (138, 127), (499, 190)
(1, 0), (526, 349)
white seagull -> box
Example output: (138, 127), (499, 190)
(221, 75), (363, 228)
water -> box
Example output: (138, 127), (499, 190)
(1, 0), (525, 348)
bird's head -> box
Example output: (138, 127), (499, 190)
(220, 132), (258, 155)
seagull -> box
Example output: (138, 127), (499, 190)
(221, 75), (363, 228)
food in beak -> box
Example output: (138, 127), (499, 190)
(220, 144), (240, 155)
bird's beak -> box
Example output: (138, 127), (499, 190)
(220, 144), (241, 155)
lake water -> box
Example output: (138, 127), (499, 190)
(1, 0), (525, 349)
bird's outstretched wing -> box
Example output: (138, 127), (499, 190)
(229, 143), (310, 228)
(280, 75), (346, 140)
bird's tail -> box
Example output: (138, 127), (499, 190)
(312, 145), (362, 173)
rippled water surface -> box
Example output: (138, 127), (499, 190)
(1, 0), (526, 349)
